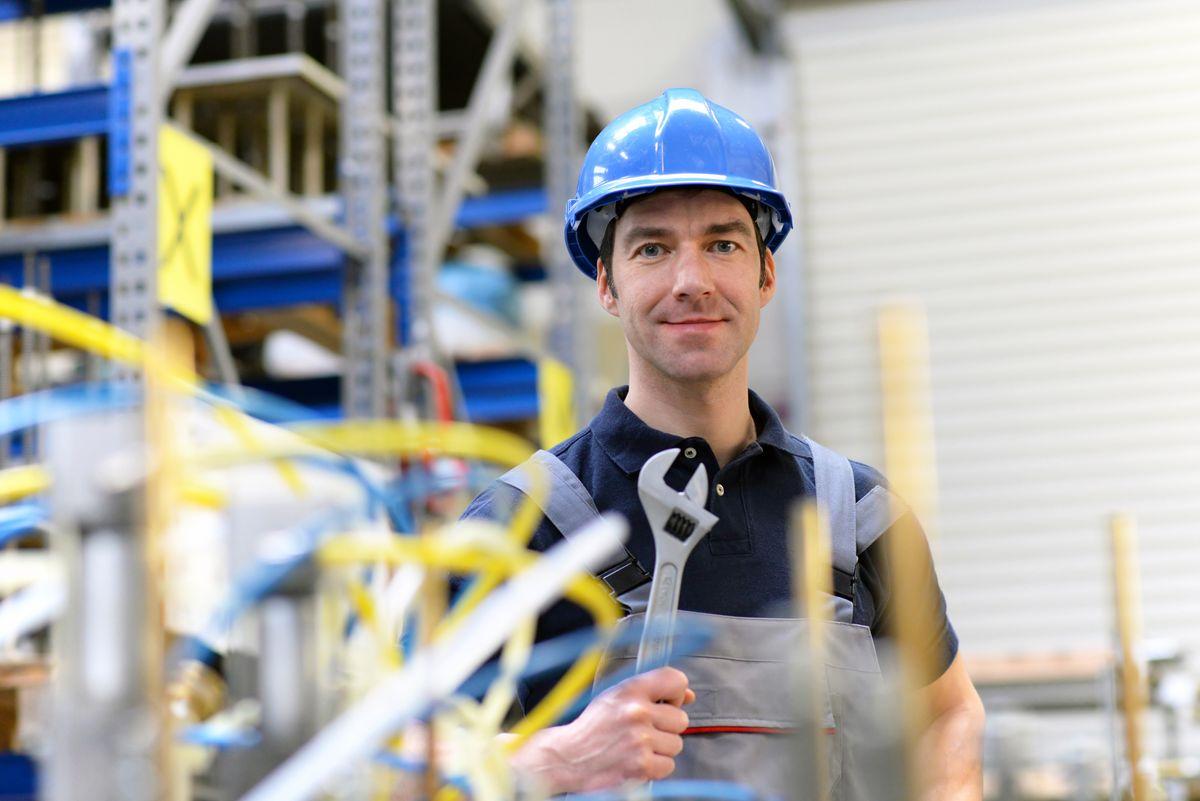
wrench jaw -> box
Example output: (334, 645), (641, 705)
(683, 463), (708, 506)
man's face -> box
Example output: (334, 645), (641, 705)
(597, 188), (776, 385)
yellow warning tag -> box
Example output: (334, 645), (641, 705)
(537, 357), (576, 448)
(157, 126), (214, 324)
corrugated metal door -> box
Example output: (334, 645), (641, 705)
(786, 0), (1200, 658)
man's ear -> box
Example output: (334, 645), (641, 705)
(597, 261), (620, 317)
(759, 249), (777, 307)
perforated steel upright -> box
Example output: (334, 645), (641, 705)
(108, 0), (163, 362)
(543, 0), (587, 397)
(392, 0), (437, 350)
(339, 0), (391, 418)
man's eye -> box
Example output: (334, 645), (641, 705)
(638, 244), (664, 258)
(713, 240), (737, 254)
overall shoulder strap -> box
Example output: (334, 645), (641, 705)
(498, 450), (650, 600)
(800, 437), (910, 586)
(803, 437), (858, 579)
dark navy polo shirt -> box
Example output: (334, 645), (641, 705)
(461, 387), (959, 711)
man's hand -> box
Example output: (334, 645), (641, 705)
(509, 666), (696, 794)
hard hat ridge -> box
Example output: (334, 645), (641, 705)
(563, 88), (793, 279)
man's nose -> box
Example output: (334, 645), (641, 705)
(671, 246), (715, 298)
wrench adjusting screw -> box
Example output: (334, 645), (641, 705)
(664, 510), (698, 541)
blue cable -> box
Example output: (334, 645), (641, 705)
(174, 508), (357, 666)
(0, 503), (45, 547)
(560, 780), (768, 801)
(372, 752), (472, 794)
(0, 383), (140, 437)
(176, 724), (261, 750)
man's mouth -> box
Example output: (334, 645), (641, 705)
(663, 318), (724, 331)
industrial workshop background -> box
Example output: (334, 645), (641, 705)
(0, 0), (1198, 799)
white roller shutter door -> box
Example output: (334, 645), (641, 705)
(786, 0), (1200, 660)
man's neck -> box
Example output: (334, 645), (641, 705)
(623, 363), (757, 467)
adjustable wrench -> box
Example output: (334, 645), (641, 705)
(635, 447), (720, 672)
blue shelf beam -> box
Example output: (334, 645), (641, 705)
(245, 358), (540, 424)
(0, 85), (109, 148)
(0, 0), (107, 20)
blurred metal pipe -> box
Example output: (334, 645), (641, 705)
(159, 0), (224, 104)
(20, 253), (37, 463)
(0, 320), (12, 468)
(423, 0), (526, 300)
(202, 312), (243, 398)
(165, 122), (368, 260)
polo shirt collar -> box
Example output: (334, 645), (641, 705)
(591, 386), (809, 475)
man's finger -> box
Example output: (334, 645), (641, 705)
(629, 666), (690, 705)
(649, 702), (689, 734)
(645, 753), (677, 782)
(648, 729), (684, 758)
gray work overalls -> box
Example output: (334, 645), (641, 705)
(499, 438), (904, 801)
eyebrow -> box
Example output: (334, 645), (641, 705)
(619, 225), (671, 248)
(704, 219), (754, 239)
(619, 219), (754, 248)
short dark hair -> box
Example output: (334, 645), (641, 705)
(597, 190), (768, 298)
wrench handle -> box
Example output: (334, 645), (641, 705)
(636, 562), (681, 673)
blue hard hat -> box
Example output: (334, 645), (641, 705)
(563, 88), (793, 279)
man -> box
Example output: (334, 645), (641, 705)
(462, 89), (984, 799)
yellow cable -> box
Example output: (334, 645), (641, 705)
(212, 404), (308, 497)
(436, 460), (547, 639)
(0, 285), (144, 366)
(0, 286), (313, 495)
(319, 533), (620, 749)
(347, 578), (402, 671)
(286, 420), (535, 469)
(0, 460), (222, 509)
(479, 614), (535, 729)
(179, 479), (227, 509)
(0, 464), (51, 504)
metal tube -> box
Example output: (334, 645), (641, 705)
(424, 0), (526, 278)
(543, 0), (587, 414)
(109, 0), (164, 364)
(201, 312), (243, 397)
(0, 320), (11, 467)
(258, 596), (318, 756)
(302, 103), (323, 197)
(167, 123), (368, 259)
(159, 0), (224, 103)
(267, 84), (290, 195)
(0, 147), (8, 225)
(20, 253), (36, 463)
(391, 0), (437, 348)
(46, 411), (160, 801)
(339, 0), (390, 418)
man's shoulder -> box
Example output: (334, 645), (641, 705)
(780, 431), (888, 504)
(459, 427), (596, 524)
(848, 459), (889, 503)
(543, 426), (593, 465)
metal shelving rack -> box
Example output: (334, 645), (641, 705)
(0, 0), (582, 423)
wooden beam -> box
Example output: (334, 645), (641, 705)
(267, 83), (290, 195)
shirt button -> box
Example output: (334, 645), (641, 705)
(683, 447), (697, 459)
(716, 483), (725, 496)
